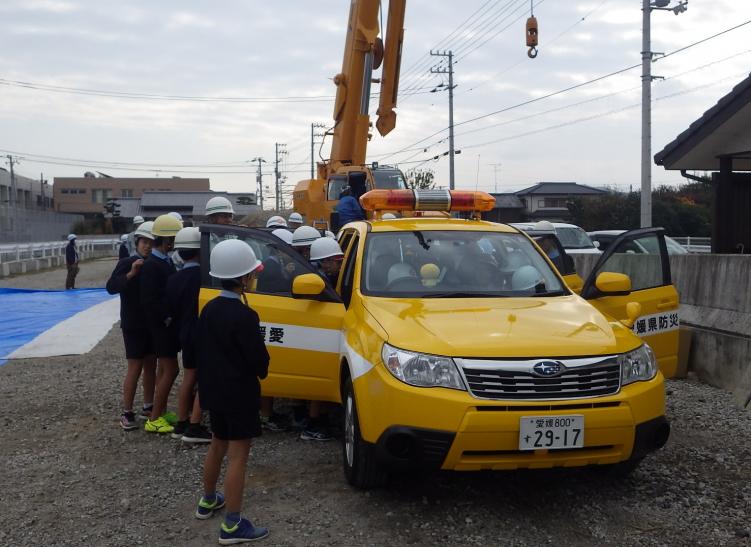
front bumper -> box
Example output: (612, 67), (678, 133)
(355, 365), (668, 471)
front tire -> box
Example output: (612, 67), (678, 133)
(342, 376), (385, 489)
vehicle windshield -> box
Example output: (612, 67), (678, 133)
(555, 227), (596, 249)
(372, 169), (407, 190)
(362, 231), (566, 298)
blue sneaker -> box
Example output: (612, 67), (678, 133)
(195, 492), (225, 519)
(219, 517), (269, 544)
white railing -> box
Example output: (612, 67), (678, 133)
(670, 236), (711, 254)
(0, 239), (119, 264)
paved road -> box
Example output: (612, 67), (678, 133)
(0, 257), (117, 290)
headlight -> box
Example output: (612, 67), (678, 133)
(381, 343), (466, 391)
(619, 344), (657, 386)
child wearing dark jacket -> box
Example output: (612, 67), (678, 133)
(194, 238), (270, 543)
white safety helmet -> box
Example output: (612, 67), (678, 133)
(134, 221), (155, 241)
(209, 239), (263, 279)
(288, 212), (303, 225)
(67, 234), (77, 241)
(266, 215), (287, 228)
(271, 228), (294, 245)
(168, 211), (183, 222)
(133, 215), (145, 225)
(310, 238), (343, 261)
(205, 196), (235, 217)
(512, 265), (544, 291)
(174, 227), (201, 250)
(324, 230), (336, 239)
(291, 225), (321, 247)
(120, 234), (129, 242)
(381, 213), (397, 220)
(387, 263), (417, 285)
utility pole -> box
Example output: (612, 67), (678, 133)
(641, 0), (688, 227)
(6, 155), (18, 207)
(430, 50), (456, 190)
(40, 173), (45, 210)
(251, 157), (266, 210)
(274, 143), (287, 212)
(310, 123), (327, 179)
(490, 163), (502, 193)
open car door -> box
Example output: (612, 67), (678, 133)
(581, 228), (680, 378)
(198, 225), (346, 403)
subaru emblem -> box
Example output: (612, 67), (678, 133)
(533, 360), (564, 377)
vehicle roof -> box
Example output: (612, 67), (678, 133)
(510, 221), (583, 229)
(588, 230), (626, 236)
(349, 217), (520, 234)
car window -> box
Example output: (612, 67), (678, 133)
(372, 169), (407, 190)
(327, 175), (348, 201)
(341, 234), (359, 307)
(556, 227), (596, 250)
(533, 235), (574, 275)
(599, 233), (668, 291)
(362, 231), (566, 298)
(206, 230), (313, 296)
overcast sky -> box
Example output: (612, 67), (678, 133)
(0, 0), (749, 204)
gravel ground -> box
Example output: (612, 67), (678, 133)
(0, 271), (749, 546)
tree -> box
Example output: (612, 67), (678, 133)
(405, 168), (436, 190)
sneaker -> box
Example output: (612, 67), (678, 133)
(139, 406), (153, 421)
(171, 420), (189, 440)
(182, 423), (212, 444)
(219, 517), (269, 544)
(163, 411), (178, 426)
(260, 414), (288, 433)
(195, 492), (225, 520)
(120, 411), (138, 431)
(144, 416), (174, 434)
(300, 424), (332, 442)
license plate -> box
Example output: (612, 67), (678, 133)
(519, 415), (584, 451)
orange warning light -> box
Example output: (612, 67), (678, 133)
(360, 189), (495, 213)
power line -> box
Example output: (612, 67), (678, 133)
(377, 20), (751, 164)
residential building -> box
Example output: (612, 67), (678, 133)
(515, 182), (607, 221)
(52, 175), (210, 216)
(479, 193), (525, 223)
(0, 168), (53, 210)
(138, 191), (259, 222)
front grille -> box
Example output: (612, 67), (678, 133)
(461, 360), (620, 400)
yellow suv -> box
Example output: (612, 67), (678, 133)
(198, 190), (677, 489)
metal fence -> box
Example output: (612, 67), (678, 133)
(0, 239), (119, 265)
(670, 237), (711, 254)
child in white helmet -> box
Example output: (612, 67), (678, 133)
(194, 239), (269, 543)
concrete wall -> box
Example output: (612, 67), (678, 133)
(573, 253), (751, 405)
(0, 205), (83, 243)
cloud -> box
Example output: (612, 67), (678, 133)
(165, 12), (216, 31)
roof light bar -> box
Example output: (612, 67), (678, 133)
(359, 189), (495, 213)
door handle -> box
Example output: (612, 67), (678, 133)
(656, 300), (676, 311)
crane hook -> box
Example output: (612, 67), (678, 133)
(526, 15), (539, 59)
(527, 46), (538, 59)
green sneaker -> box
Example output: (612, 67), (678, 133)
(144, 416), (174, 434)
(163, 411), (178, 426)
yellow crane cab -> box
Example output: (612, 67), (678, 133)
(197, 188), (678, 489)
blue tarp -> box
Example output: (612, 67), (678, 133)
(0, 288), (114, 364)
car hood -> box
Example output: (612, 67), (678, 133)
(363, 295), (637, 358)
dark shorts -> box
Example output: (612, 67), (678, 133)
(209, 410), (262, 441)
(122, 329), (155, 360)
(181, 347), (197, 370)
(147, 322), (179, 359)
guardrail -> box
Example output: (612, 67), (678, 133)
(670, 236), (711, 254)
(0, 239), (119, 265)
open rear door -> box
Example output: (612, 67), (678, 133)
(582, 228), (680, 377)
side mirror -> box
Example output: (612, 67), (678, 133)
(621, 301), (643, 329)
(593, 240), (601, 249)
(594, 272), (631, 296)
(292, 273), (326, 297)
